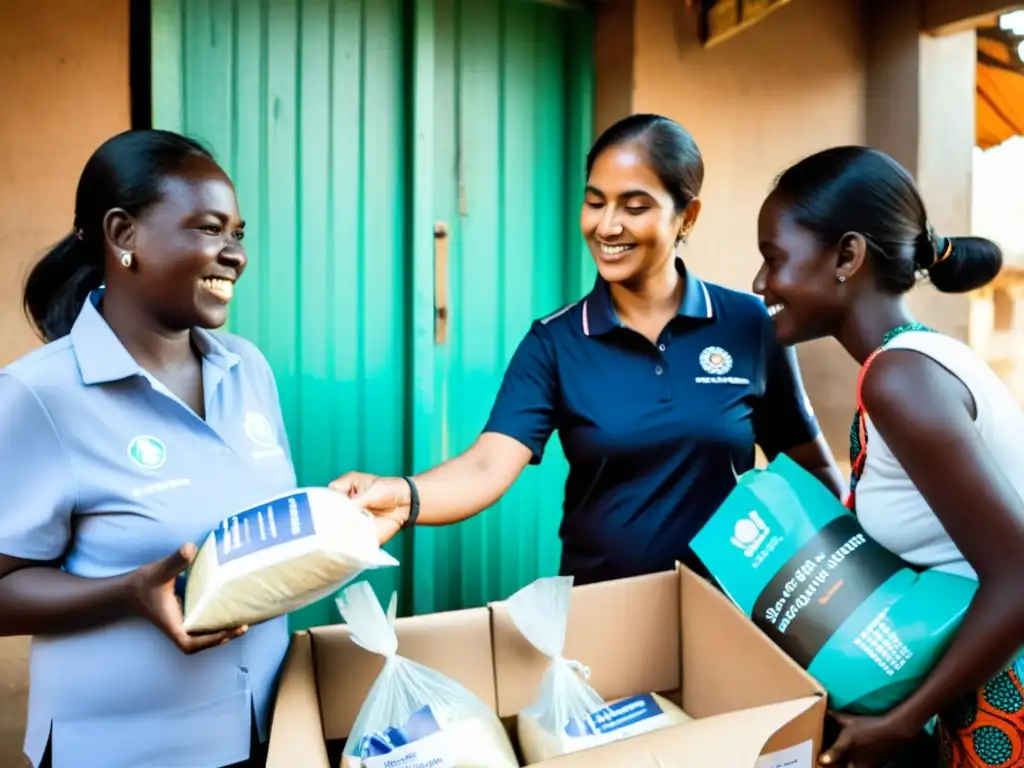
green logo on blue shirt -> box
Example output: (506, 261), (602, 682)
(127, 436), (167, 470)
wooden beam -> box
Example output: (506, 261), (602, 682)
(924, 0), (1020, 35)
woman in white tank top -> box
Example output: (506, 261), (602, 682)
(753, 146), (1024, 768)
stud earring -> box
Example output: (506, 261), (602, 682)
(120, 252), (133, 268)
(837, 275), (846, 283)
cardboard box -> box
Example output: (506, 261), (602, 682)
(266, 564), (826, 768)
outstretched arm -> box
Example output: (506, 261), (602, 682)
(334, 321), (560, 544)
(331, 432), (534, 544)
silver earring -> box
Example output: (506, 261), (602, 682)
(837, 275), (846, 283)
(120, 252), (133, 268)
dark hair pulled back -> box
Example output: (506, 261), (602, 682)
(586, 113), (704, 212)
(771, 146), (1002, 295)
(24, 129), (213, 342)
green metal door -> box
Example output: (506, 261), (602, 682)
(409, 0), (594, 615)
(150, 0), (594, 625)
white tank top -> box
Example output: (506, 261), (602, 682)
(854, 330), (1024, 581)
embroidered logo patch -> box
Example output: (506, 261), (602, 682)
(699, 346), (733, 375)
(127, 435), (167, 470)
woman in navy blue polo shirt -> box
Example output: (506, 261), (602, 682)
(0, 130), (297, 768)
(334, 114), (844, 585)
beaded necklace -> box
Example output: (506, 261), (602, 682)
(846, 322), (935, 512)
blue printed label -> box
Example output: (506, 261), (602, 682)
(359, 705), (444, 760)
(564, 693), (665, 738)
(214, 492), (316, 565)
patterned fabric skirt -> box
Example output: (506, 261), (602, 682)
(938, 659), (1024, 767)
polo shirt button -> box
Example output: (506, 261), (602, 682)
(658, 343), (666, 352)
(655, 365), (664, 376)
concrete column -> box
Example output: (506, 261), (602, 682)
(866, 0), (977, 340)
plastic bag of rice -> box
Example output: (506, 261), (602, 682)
(690, 453), (978, 714)
(181, 487), (398, 633)
(507, 576), (692, 763)
(336, 581), (519, 768)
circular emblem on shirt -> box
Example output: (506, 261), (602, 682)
(244, 411), (277, 448)
(699, 346), (733, 375)
(127, 435), (167, 470)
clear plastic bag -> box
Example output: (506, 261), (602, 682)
(506, 576), (692, 763)
(504, 575), (604, 735)
(336, 580), (519, 768)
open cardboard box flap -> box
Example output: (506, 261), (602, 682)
(526, 696), (822, 768)
(488, 563), (825, 766)
(266, 631), (330, 768)
(267, 563), (826, 768)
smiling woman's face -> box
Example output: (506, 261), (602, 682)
(753, 192), (844, 345)
(124, 155), (248, 332)
(580, 142), (685, 285)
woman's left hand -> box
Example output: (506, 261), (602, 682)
(819, 711), (918, 768)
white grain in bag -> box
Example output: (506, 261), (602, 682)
(182, 487), (398, 633)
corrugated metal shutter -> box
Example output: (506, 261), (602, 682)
(151, 0), (594, 626)
(151, 0), (411, 629)
(411, 0), (594, 615)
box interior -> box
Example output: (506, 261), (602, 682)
(266, 564), (825, 768)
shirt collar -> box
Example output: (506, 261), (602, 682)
(581, 258), (714, 337)
(70, 289), (242, 386)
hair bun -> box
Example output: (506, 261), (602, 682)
(927, 235), (1003, 294)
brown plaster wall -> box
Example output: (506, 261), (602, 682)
(595, 0), (976, 464)
(628, 0), (869, 458)
(0, 1), (131, 763)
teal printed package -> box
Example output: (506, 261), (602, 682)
(690, 454), (978, 714)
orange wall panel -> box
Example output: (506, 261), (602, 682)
(0, 2), (130, 764)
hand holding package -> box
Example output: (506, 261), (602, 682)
(182, 487), (398, 633)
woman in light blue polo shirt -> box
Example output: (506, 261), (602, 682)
(0, 130), (297, 768)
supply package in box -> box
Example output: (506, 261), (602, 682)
(265, 563), (827, 768)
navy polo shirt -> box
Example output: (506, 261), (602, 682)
(483, 261), (820, 585)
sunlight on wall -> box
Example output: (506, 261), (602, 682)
(970, 137), (1024, 405)
(973, 136), (1024, 263)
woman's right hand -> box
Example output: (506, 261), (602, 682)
(127, 544), (248, 655)
(330, 472), (411, 545)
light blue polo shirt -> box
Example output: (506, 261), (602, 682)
(0, 290), (298, 768)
